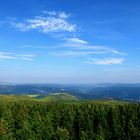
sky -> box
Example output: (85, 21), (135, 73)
(0, 0), (140, 83)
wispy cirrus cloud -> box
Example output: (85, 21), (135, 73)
(65, 38), (88, 46)
(20, 57), (35, 61)
(63, 38), (124, 54)
(0, 52), (36, 61)
(47, 37), (126, 65)
(0, 52), (16, 60)
(83, 58), (124, 65)
(48, 50), (113, 56)
(49, 37), (125, 56)
(9, 11), (77, 33)
(17, 54), (36, 61)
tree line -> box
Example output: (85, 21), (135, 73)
(0, 101), (140, 140)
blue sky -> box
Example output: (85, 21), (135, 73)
(0, 0), (140, 83)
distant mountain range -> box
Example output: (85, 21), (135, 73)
(0, 83), (140, 102)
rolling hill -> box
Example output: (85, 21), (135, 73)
(40, 93), (78, 102)
(0, 93), (79, 103)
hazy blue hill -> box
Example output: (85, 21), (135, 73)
(1, 83), (140, 102)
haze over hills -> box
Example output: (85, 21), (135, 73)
(1, 83), (140, 102)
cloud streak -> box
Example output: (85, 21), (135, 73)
(49, 37), (125, 56)
(0, 52), (36, 61)
(17, 54), (36, 61)
(47, 37), (126, 65)
(0, 53), (16, 60)
(83, 58), (124, 65)
(65, 38), (88, 46)
(62, 38), (125, 55)
(48, 50), (113, 56)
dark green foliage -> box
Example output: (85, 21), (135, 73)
(0, 100), (140, 140)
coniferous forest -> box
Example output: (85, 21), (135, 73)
(0, 98), (140, 140)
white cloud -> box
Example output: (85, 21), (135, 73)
(48, 50), (119, 56)
(17, 54), (36, 61)
(43, 11), (71, 19)
(43, 11), (57, 16)
(62, 38), (125, 55)
(10, 11), (76, 33)
(48, 37), (125, 58)
(48, 37), (125, 65)
(0, 52), (36, 61)
(18, 54), (36, 57)
(65, 38), (88, 46)
(58, 12), (71, 19)
(0, 53), (16, 60)
(83, 58), (124, 65)
(20, 57), (34, 61)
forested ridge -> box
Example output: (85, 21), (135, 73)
(0, 99), (140, 140)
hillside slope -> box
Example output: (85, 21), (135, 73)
(0, 93), (78, 103)
(40, 93), (78, 102)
